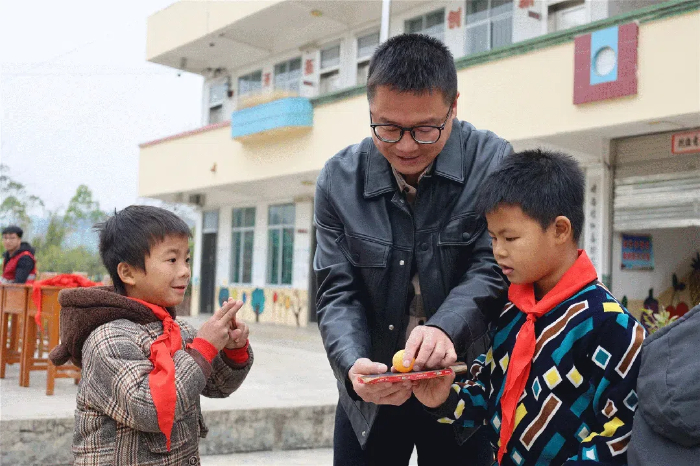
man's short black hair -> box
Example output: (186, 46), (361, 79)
(1, 225), (23, 238)
(367, 34), (457, 105)
(476, 149), (585, 242)
(96, 205), (191, 294)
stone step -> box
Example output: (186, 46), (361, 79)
(1, 405), (335, 465)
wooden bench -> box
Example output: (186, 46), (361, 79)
(0, 284), (29, 378)
(22, 285), (81, 394)
(0, 284), (81, 394)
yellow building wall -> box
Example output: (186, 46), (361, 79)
(462, 12), (700, 140)
(217, 285), (310, 327)
(146, 0), (284, 61)
(140, 11), (700, 198)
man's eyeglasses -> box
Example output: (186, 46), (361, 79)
(370, 107), (452, 144)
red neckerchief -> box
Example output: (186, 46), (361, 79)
(126, 297), (182, 451)
(497, 250), (597, 463)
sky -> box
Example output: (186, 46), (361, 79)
(0, 0), (204, 215)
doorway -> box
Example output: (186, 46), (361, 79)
(199, 210), (219, 314)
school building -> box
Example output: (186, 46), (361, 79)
(139, 0), (700, 324)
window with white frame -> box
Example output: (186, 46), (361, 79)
(230, 207), (255, 284)
(548, 0), (587, 32)
(208, 82), (227, 124)
(267, 204), (295, 285)
(238, 70), (262, 97)
(465, 0), (513, 56)
(274, 57), (302, 94)
(320, 44), (342, 95)
(405, 9), (445, 42)
(356, 31), (379, 86)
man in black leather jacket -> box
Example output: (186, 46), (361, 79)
(314, 34), (511, 465)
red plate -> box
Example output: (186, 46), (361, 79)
(357, 363), (469, 385)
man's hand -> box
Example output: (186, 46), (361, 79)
(403, 326), (457, 372)
(412, 370), (455, 408)
(196, 298), (243, 351)
(348, 358), (412, 406)
(225, 315), (249, 349)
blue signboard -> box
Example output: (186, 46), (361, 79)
(621, 234), (654, 270)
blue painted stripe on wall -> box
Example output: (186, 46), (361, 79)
(551, 317), (594, 364)
(231, 97), (313, 138)
(590, 25), (619, 85)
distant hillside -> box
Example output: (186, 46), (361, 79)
(25, 217), (100, 252)
(23, 204), (196, 252)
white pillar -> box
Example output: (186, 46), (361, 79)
(292, 199), (313, 290)
(380, 0), (391, 43)
(252, 202), (269, 287)
(584, 161), (613, 288)
(191, 209), (204, 316)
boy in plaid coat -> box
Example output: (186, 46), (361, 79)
(50, 206), (253, 465)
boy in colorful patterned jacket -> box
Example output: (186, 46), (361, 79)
(412, 150), (644, 465)
(49, 206), (253, 466)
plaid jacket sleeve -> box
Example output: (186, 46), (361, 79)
(81, 320), (211, 433)
(177, 320), (254, 399)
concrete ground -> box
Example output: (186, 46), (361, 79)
(0, 318), (338, 420)
(1, 318), (420, 465)
(201, 448), (334, 465)
(201, 447), (419, 465)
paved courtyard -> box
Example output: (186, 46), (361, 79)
(0, 319), (338, 421)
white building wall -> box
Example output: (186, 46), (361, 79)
(513, 0), (548, 43)
(589, 0), (609, 23)
(202, 77), (234, 126)
(199, 0), (630, 118)
(390, 1), (465, 58)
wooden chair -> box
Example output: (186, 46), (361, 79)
(0, 284), (29, 379)
(43, 287), (81, 395)
(21, 286), (81, 394)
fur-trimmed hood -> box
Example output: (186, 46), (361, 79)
(49, 286), (175, 367)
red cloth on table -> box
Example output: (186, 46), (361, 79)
(32, 274), (98, 329)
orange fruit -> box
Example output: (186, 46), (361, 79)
(393, 350), (415, 373)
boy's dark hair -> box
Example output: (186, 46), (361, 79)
(476, 149), (585, 242)
(2, 225), (23, 237)
(367, 34), (457, 105)
(95, 205), (191, 294)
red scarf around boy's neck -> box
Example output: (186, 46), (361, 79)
(126, 297), (181, 451)
(497, 250), (598, 463)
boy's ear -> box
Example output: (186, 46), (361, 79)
(553, 216), (573, 244)
(117, 262), (137, 286)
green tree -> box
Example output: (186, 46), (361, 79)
(32, 185), (107, 281)
(65, 184), (106, 225)
(0, 164), (44, 231)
